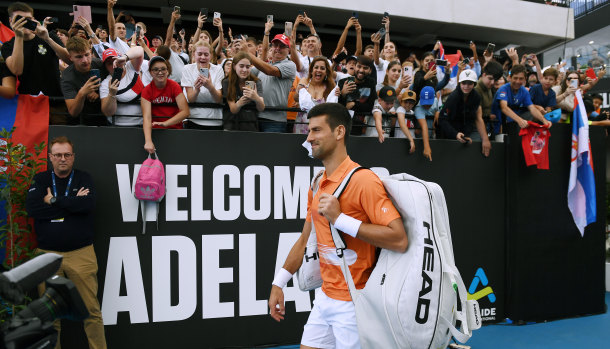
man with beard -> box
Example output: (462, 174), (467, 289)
(337, 55), (377, 135)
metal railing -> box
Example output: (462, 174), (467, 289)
(570, 0), (610, 17)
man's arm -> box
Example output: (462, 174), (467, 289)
(261, 21), (272, 62)
(333, 17), (354, 57)
(249, 53), (281, 77)
(64, 77), (101, 117)
(25, 175), (68, 220)
(475, 106), (491, 157)
(5, 17), (26, 76)
(527, 104), (551, 127)
(165, 10), (179, 46)
(289, 16), (304, 73)
(500, 100), (527, 128)
(55, 173), (96, 213)
(354, 21), (362, 56)
(107, 0), (117, 41)
(268, 220), (311, 322)
(35, 25), (70, 63)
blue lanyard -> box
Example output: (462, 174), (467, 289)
(51, 171), (74, 197)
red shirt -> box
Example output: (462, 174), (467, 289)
(141, 79), (184, 129)
(519, 121), (551, 170)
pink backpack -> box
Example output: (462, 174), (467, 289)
(134, 152), (165, 234)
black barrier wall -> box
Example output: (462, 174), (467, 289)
(506, 123), (607, 322)
(48, 126), (508, 348)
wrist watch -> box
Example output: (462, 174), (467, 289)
(49, 196), (57, 205)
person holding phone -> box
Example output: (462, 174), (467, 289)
(181, 41), (224, 129)
(99, 46), (146, 126)
(222, 51), (265, 131)
(294, 56), (338, 134)
(106, 0), (130, 54)
(552, 68), (606, 122)
(2, 2), (70, 99)
(142, 56), (190, 153)
(60, 36), (108, 125)
(412, 51), (438, 104)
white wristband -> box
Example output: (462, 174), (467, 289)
(333, 213), (362, 238)
(272, 268), (293, 288)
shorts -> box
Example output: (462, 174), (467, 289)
(301, 288), (360, 349)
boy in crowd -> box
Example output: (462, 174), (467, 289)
(106, 0), (130, 54)
(474, 61), (503, 135)
(491, 64), (551, 130)
(412, 86), (436, 161)
(366, 85), (396, 143)
(529, 67), (558, 115)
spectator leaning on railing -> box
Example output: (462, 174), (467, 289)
(142, 56), (190, 154)
(100, 46), (147, 126)
(181, 40), (224, 130)
(2, 1), (69, 97)
(61, 36), (108, 126)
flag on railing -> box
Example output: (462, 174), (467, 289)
(567, 90), (596, 236)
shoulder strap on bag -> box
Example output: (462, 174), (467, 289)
(329, 166), (367, 302)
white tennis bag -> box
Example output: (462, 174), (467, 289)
(332, 171), (481, 349)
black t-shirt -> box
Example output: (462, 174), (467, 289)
(60, 57), (108, 126)
(0, 32), (63, 96)
(438, 88), (482, 139)
(337, 76), (377, 115)
(0, 62), (15, 80)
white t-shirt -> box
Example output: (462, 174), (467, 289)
(394, 106), (416, 138)
(169, 51), (186, 84)
(366, 100), (396, 137)
(108, 37), (130, 55)
(100, 60), (149, 126)
(181, 63), (224, 126)
(375, 58), (389, 84)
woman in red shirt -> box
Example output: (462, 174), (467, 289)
(141, 56), (190, 153)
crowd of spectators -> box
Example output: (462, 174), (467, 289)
(0, 1), (608, 157)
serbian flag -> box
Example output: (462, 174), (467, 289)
(567, 90), (596, 236)
(0, 21), (14, 44)
(0, 95), (49, 264)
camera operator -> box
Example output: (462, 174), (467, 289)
(25, 136), (107, 349)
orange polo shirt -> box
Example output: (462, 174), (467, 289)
(306, 156), (401, 301)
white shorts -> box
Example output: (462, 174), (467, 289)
(301, 288), (360, 349)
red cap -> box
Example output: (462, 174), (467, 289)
(271, 34), (290, 48)
(102, 48), (119, 63)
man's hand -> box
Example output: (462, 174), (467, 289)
(469, 41), (477, 52)
(318, 193), (341, 224)
(87, 91), (99, 102)
(79, 76), (101, 97)
(354, 20), (361, 32)
(506, 47), (518, 63)
(346, 17), (356, 29)
(76, 187), (90, 196)
(457, 132), (472, 144)
(44, 188), (53, 205)
(171, 10), (180, 22)
(12, 16), (26, 38)
(408, 139), (415, 154)
(482, 139), (491, 157)
(108, 78), (120, 96)
(378, 133), (385, 143)
(269, 285), (285, 322)
(264, 19), (273, 35)
(341, 81), (356, 96)
(517, 118), (528, 129)
(423, 145), (432, 161)
(107, 0), (116, 9)
(303, 15), (313, 28)
(34, 21), (50, 41)
(543, 119), (552, 128)
(597, 67), (607, 79)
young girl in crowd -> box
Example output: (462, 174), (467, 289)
(222, 51), (265, 131)
(412, 51), (438, 102)
(142, 56), (190, 154)
(377, 61), (412, 95)
(222, 58), (233, 78)
(294, 56), (338, 134)
(181, 41), (224, 129)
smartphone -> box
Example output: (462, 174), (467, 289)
(585, 67), (597, 81)
(435, 59), (448, 67)
(174, 6), (181, 13)
(383, 11), (389, 17)
(427, 61), (435, 70)
(298, 10), (305, 16)
(111, 67), (123, 83)
(463, 57), (470, 65)
(214, 12), (221, 19)
(285, 22), (293, 37)
(346, 76), (355, 83)
(377, 27), (386, 37)
(485, 43), (495, 53)
(570, 79), (578, 88)
(136, 26), (141, 38)
(352, 11), (359, 19)
(97, 25), (103, 30)
(245, 81), (255, 89)
(90, 69), (100, 79)
(558, 57), (562, 64)
(14, 15), (37, 31)
(200, 8), (208, 16)
(49, 17), (58, 23)
(403, 65), (414, 79)
(267, 15), (273, 23)
(179, 28), (185, 36)
(199, 67), (209, 78)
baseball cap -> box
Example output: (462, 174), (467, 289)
(378, 86), (397, 103)
(459, 69), (477, 83)
(346, 55), (358, 63)
(419, 86), (435, 105)
(102, 48), (120, 63)
(153, 35), (163, 41)
(271, 34), (290, 48)
(399, 90), (417, 102)
(149, 55), (167, 66)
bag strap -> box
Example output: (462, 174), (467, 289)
(329, 166), (366, 302)
(141, 201), (146, 235)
